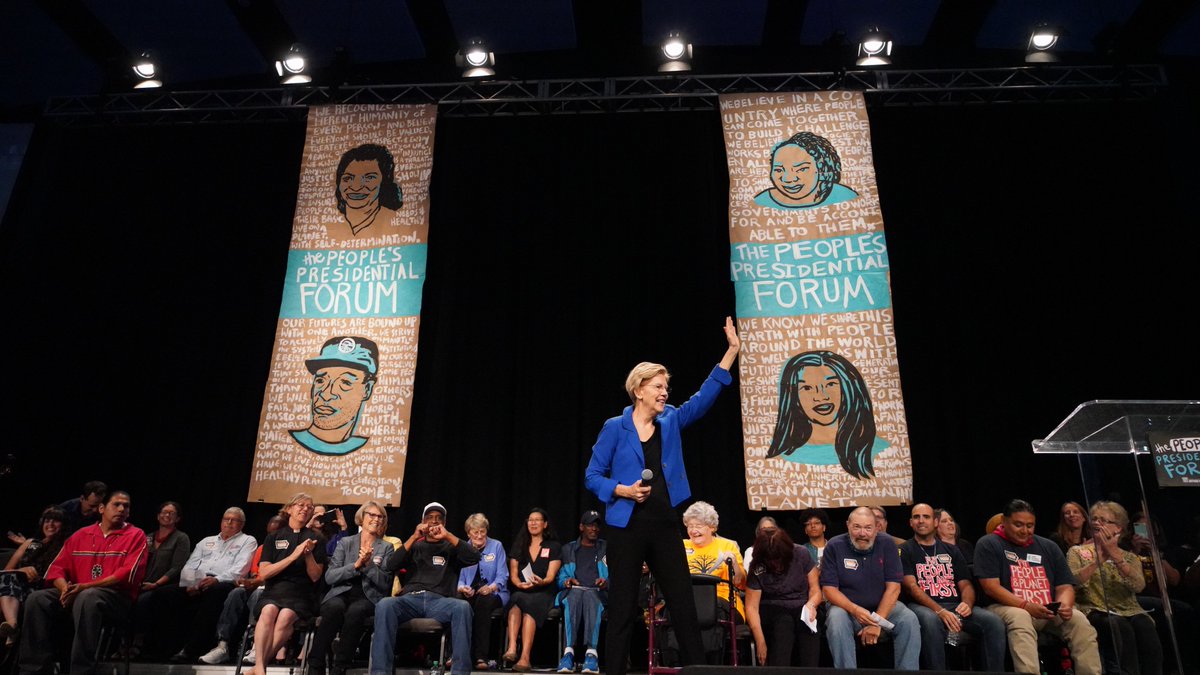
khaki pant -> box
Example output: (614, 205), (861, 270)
(989, 604), (1102, 675)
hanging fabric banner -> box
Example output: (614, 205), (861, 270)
(721, 91), (912, 510)
(249, 104), (435, 506)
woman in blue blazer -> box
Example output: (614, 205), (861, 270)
(585, 316), (740, 675)
(456, 513), (510, 670)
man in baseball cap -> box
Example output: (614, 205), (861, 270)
(371, 500), (479, 675)
(290, 336), (379, 456)
(556, 510), (608, 674)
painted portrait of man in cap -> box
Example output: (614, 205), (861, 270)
(290, 336), (380, 455)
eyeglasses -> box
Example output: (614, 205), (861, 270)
(1091, 516), (1119, 526)
(363, 512), (385, 520)
(222, 517), (244, 524)
(643, 383), (672, 395)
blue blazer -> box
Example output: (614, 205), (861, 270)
(585, 365), (732, 528)
(456, 537), (510, 604)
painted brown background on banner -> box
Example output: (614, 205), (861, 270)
(721, 91), (912, 510)
(250, 104), (435, 506)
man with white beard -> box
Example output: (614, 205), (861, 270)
(820, 506), (920, 670)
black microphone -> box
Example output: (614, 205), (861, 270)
(641, 468), (654, 483)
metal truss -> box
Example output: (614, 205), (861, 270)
(43, 64), (1168, 125)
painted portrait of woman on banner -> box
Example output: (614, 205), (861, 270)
(753, 131), (858, 210)
(328, 143), (405, 240)
(765, 350), (889, 479)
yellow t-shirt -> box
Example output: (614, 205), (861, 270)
(683, 536), (745, 618)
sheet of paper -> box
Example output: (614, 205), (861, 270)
(801, 604), (818, 633)
(521, 563), (535, 583)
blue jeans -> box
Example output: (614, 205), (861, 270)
(907, 602), (1007, 671)
(370, 591), (471, 675)
(826, 603), (920, 670)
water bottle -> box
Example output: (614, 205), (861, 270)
(431, 660), (443, 675)
(945, 630), (961, 647)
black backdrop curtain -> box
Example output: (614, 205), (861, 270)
(2, 93), (1197, 550)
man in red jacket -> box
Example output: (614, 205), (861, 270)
(17, 490), (148, 675)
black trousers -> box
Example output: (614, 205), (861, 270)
(464, 592), (503, 662)
(309, 590), (374, 668)
(605, 515), (703, 675)
(759, 604), (820, 667)
(152, 582), (237, 657)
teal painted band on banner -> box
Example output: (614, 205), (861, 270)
(734, 271), (892, 317)
(280, 244), (427, 318)
(728, 232), (889, 282)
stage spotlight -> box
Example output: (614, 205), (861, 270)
(131, 51), (162, 89)
(856, 27), (892, 66)
(456, 39), (495, 78)
(275, 44), (312, 84)
(1026, 24), (1061, 63)
(658, 31), (693, 72)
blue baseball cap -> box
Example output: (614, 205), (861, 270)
(305, 336), (379, 376)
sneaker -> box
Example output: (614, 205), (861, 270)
(199, 641), (229, 665)
(557, 652), (575, 673)
(581, 653), (599, 674)
(242, 645), (257, 664)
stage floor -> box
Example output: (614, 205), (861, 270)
(104, 667), (567, 675)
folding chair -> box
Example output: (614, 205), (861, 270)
(647, 569), (746, 675)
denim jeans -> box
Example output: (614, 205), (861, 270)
(369, 591), (471, 675)
(907, 602), (1007, 671)
(825, 602), (920, 670)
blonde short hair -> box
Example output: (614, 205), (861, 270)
(1090, 500), (1129, 530)
(355, 500), (388, 528)
(625, 362), (670, 402)
(465, 513), (490, 532)
(279, 492), (314, 517)
(682, 501), (719, 530)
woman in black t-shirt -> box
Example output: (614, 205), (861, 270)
(504, 508), (562, 672)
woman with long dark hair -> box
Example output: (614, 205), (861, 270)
(0, 506), (67, 648)
(745, 527), (821, 666)
(504, 508), (561, 671)
(766, 350), (887, 479)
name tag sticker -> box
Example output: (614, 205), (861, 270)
(373, 556), (383, 565)
(1005, 551), (1019, 562)
(205, 541), (216, 548)
(432, 556), (446, 567)
(275, 540), (290, 550)
(1027, 554), (1042, 564)
(937, 554), (952, 564)
(844, 558), (859, 570)
(484, 553), (495, 562)
(540, 548), (550, 559)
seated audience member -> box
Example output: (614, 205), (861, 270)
(902, 504), (1006, 671)
(1126, 513), (1198, 674)
(316, 506), (350, 556)
(556, 510), (608, 675)
(745, 526), (820, 667)
(1050, 501), (1092, 555)
(134, 501), (191, 658)
(371, 502), (479, 675)
(819, 506), (920, 670)
(199, 514), (285, 664)
(247, 493), (327, 675)
(870, 505), (906, 547)
(505, 507), (562, 672)
(0, 506), (67, 649)
(18, 490), (147, 675)
(742, 516), (778, 571)
(801, 508), (830, 565)
(458, 512), (509, 671)
(163, 507), (257, 663)
(976, 498), (1101, 675)
(682, 501), (746, 624)
(933, 508), (974, 563)
(57, 480), (106, 534)
(1067, 501), (1161, 675)
(309, 501), (394, 675)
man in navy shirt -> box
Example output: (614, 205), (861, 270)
(820, 506), (919, 670)
(976, 499), (1100, 675)
(901, 503), (1006, 671)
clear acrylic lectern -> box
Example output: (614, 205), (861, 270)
(1033, 400), (1200, 673)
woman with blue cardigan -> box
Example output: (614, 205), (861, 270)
(585, 316), (740, 675)
(457, 513), (510, 670)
